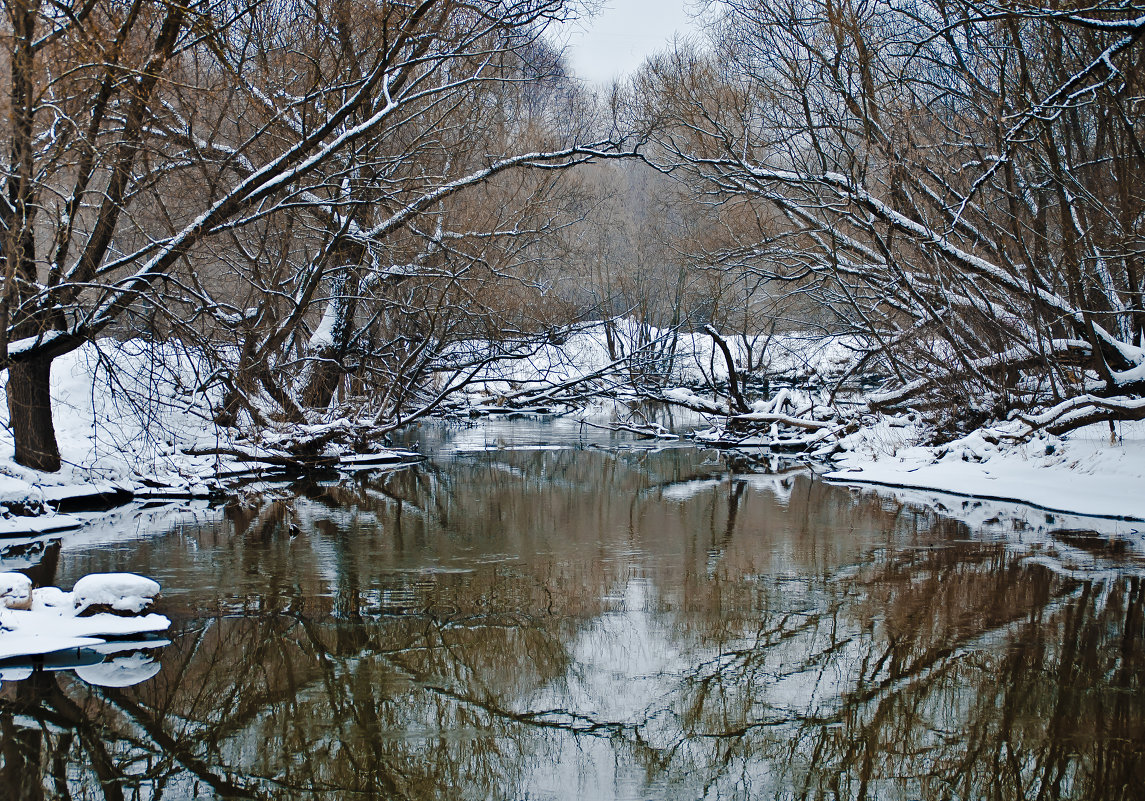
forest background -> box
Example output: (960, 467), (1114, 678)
(1, 0), (1143, 485)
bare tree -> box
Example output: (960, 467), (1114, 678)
(1, 0), (621, 471)
(637, 0), (1145, 438)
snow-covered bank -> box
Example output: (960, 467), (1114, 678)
(1, 328), (1142, 532)
(450, 321), (859, 408)
(825, 419), (1145, 522)
(2, 326), (847, 528)
(0, 340), (418, 531)
(0, 339), (250, 514)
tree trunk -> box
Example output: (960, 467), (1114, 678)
(704, 325), (750, 414)
(7, 357), (61, 472)
(302, 262), (360, 412)
(302, 347), (344, 412)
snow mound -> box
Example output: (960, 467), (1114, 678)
(73, 573), (160, 614)
(0, 572), (32, 610)
(32, 586), (71, 610)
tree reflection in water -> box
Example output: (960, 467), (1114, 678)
(1, 445), (1142, 799)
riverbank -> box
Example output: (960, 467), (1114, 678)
(0, 341), (418, 534)
(1, 337), (1143, 532)
(824, 417), (1145, 522)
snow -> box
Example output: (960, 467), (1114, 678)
(826, 419), (1145, 522)
(0, 339), (231, 508)
(0, 514), (83, 536)
(450, 321), (859, 404)
(72, 573), (160, 613)
(308, 300), (338, 349)
(0, 572), (31, 610)
(0, 572), (170, 663)
(32, 585), (72, 609)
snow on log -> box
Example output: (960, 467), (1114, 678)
(1016, 395), (1145, 437)
(660, 387), (729, 416)
(729, 411), (837, 431)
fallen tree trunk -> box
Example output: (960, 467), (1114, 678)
(1015, 394), (1145, 438)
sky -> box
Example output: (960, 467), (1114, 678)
(555, 1), (705, 85)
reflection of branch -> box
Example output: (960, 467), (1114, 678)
(97, 688), (266, 799)
(48, 686), (130, 801)
(303, 601), (636, 741)
(0, 696), (113, 798)
(409, 673), (631, 737)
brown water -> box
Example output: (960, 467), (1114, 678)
(2, 422), (1144, 800)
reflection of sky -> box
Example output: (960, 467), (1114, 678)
(531, 577), (687, 721)
(517, 568), (867, 799)
(523, 575), (703, 800)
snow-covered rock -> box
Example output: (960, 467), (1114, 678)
(73, 572), (160, 615)
(0, 572), (32, 610)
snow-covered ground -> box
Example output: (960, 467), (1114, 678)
(0, 339), (232, 507)
(0, 340), (415, 532)
(826, 417), (1145, 522)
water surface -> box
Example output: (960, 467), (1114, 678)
(2, 422), (1143, 799)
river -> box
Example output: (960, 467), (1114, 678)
(2, 419), (1143, 799)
